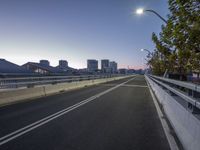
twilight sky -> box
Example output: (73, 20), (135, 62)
(0, 0), (169, 69)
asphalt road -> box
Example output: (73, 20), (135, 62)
(0, 75), (170, 150)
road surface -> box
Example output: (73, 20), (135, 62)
(0, 75), (170, 150)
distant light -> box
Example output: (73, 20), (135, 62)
(136, 8), (144, 14)
(141, 49), (144, 51)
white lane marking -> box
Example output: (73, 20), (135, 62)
(0, 76), (137, 146)
(145, 77), (179, 150)
(121, 84), (147, 88)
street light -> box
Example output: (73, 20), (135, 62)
(136, 8), (167, 24)
(136, 8), (144, 14)
(136, 8), (167, 76)
(141, 49), (152, 56)
(140, 49), (152, 74)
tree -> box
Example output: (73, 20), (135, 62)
(148, 0), (200, 79)
(147, 50), (166, 75)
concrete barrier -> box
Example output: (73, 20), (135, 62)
(146, 76), (200, 150)
(0, 87), (46, 106)
(0, 75), (133, 106)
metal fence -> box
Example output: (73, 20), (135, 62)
(0, 74), (124, 89)
(146, 74), (200, 114)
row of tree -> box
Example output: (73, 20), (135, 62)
(148, 0), (200, 79)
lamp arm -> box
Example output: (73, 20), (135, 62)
(145, 9), (167, 24)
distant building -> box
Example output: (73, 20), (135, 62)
(0, 59), (32, 75)
(78, 68), (88, 75)
(57, 60), (70, 72)
(23, 59), (76, 75)
(23, 60), (63, 75)
(39, 60), (50, 67)
(87, 59), (98, 72)
(109, 61), (117, 73)
(101, 59), (110, 73)
(135, 69), (144, 75)
(119, 68), (127, 74)
(58, 60), (68, 69)
(127, 69), (135, 74)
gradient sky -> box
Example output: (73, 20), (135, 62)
(0, 0), (169, 69)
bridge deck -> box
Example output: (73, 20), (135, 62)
(0, 75), (170, 150)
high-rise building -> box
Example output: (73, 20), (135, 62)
(87, 59), (98, 72)
(101, 59), (110, 73)
(110, 61), (118, 73)
(59, 60), (68, 69)
(40, 60), (50, 66)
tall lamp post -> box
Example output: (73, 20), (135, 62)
(140, 49), (152, 57)
(136, 8), (167, 24)
(141, 49), (152, 74)
(136, 8), (168, 77)
(136, 8), (167, 57)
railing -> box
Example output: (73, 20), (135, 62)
(146, 74), (200, 113)
(0, 74), (124, 89)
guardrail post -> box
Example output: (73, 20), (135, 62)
(187, 102), (200, 114)
(27, 84), (34, 88)
(192, 91), (200, 99)
(168, 90), (177, 96)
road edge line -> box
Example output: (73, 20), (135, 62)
(145, 76), (179, 150)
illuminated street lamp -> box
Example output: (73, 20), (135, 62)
(136, 8), (167, 24)
(136, 8), (167, 76)
(141, 49), (152, 57)
(140, 49), (152, 74)
(136, 8), (144, 14)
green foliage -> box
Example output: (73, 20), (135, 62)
(148, 0), (200, 76)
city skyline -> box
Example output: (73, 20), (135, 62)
(0, 0), (169, 69)
(0, 57), (144, 76)
(1, 57), (123, 70)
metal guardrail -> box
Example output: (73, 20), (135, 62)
(0, 74), (124, 89)
(150, 75), (200, 93)
(147, 74), (200, 113)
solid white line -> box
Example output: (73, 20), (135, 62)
(0, 96), (94, 141)
(121, 84), (148, 88)
(145, 77), (179, 150)
(101, 84), (147, 88)
(0, 76), (137, 146)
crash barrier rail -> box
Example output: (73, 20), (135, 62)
(145, 75), (200, 150)
(147, 74), (200, 113)
(0, 75), (134, 106)
(0, 74), (125, 89)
